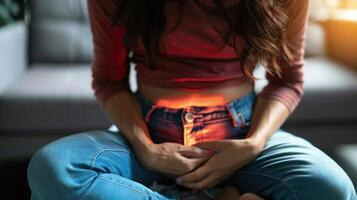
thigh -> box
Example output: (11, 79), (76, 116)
(28, 127), (169, 193)
(227, 129), (357, 200)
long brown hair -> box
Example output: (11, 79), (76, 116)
(111, 0), (293, 80)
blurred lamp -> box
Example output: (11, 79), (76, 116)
(325, 0), (357, 21)
(322, 0), (357, 69)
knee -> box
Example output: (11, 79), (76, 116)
(27, 142), (76, 199)
(28, 143), (57, 181)
(290, 167), (357, 200)
(313, 172), (355, 199)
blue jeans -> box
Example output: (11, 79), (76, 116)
(27, 90), (357, 200)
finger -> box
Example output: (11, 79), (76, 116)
(178, 146), (212, 158)
(179, 173), (219, 190)
(176, 162), (210, 183)
(175, 155), (209, 174)
(193, 140), (228, 151)
(183, 170), (233, 191)
(185, 155), (210, 171)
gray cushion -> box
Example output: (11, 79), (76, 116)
(0, 65), (110, 132)
(0, 22), (27, 93)
(255, 57), (357, 124)
(29, 0), (93, 63)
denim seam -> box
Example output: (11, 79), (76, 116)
(225, 104), (239, 127)
(93, 130), (132, 149)
(238, 170), (299, 200)
(89, 150), (169, 200)
(90, 149), (131, 170)
(201, 116), (232, 125)
(153, 111), (234, 126)
(96, 175), (154, 199)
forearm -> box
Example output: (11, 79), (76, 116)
(245, 95), (291, 151)
(103, 89), (153, 150)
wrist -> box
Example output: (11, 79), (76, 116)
(131, 134), (153, 153)
(244, 134), (266, 156)
(131, 136), (157, 167)
(128, 130), (154, 158)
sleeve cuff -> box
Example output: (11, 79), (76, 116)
(258, 85), (304, 114)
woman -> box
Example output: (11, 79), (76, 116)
(27, 0), (357, 199)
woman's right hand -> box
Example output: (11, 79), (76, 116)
(136, 142), (212, 177)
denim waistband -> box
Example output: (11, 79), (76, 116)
(133, 89), (256, 128)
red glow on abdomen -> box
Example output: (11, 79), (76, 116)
(156, 94), (228, 108)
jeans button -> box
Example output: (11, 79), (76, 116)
(184, 112), (194, 122)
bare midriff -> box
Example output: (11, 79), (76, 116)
(138, 80), (254, 109)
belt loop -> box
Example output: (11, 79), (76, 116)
(225, 104), (239, 128)
(145, 105), (157, 122)
(237, 112), (249, 127)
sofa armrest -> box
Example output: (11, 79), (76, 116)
(0, 22), (28, 93)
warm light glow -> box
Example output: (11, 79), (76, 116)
(327, 0), (357, 8)
(156, 94), (227, 108)
(186, 126), (228, 147)
(331, 9), (357, 21)
(326, 0), (341, 7)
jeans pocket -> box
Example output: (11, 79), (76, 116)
(226, 105), (252, 129)
(224, 95), (255, 138)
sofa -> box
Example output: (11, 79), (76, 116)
(0, 0), (111, 161)
(0, 0), (356, 199)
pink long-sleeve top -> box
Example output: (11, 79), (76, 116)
(87, 0), (310, 114)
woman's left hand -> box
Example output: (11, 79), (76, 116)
(175, 138), (264, 190)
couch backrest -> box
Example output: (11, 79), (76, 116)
(29, 0), (93, 64)
(28, 0), (324, 63)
